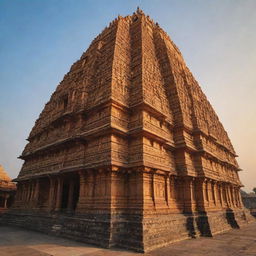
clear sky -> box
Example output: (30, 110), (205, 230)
(0, 0), (255, 192)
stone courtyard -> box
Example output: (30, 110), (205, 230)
(0, 223), (256, 256)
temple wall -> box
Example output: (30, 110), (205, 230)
(6, 168), (253, 252)
(143, 137), (175, 171)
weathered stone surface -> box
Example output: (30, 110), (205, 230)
(1, 223), (256, 256)
(5, 8), (254, 252)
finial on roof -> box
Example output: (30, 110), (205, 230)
(136, 6), (144, 15)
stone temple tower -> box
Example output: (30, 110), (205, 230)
(6, 8), (252, 252)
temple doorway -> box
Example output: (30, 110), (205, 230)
(60, 172), (80, 212)
(38, 178), (50, 208)
(0, 196), (5, 208)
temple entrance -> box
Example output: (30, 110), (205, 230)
(38, 178), (50, 208)
(0, 196), (5, 208)
(60, 172), (80, 212)
(61, 181), (69, 209)
(7, 195), (14, 208)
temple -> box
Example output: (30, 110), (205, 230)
(4, 8), (253, 252)
(0, 165), (16, 213)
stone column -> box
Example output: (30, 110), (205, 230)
(222, 183), (229, 207)
(48, 177), (56, 212)
(228, 184), (233, 208)
(238, 188), (243, 208)
(234, 187), (238, 207)
(208, 180), (215, 208)
(15, 184), (21, 201)
(55, 176), (63, 211)
(225, 184), (231, 208)
(218, 183), (223, 207)
(230, 185), (235, 208)
(33, 179), (40, 206)
(21, 183), (25, 201)
(189, 177), (196, 211)
(213, 181), (218, 207)
(236, 187), (241, 207)
(151, 172), (156, 208)
(168, 176), (177, 211)
(165, 174), (170, 207)
(67, 179), (75, 212)
(76, 170), (86, 213)
(194, 178), (204, 212)
(202, 179), (209, 209)
(4, 195), (7, 208)
(183, 177), (194, 213)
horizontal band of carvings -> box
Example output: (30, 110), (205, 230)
(195, 149), (239, 171)
(21, 124), (176, 159)
(15, 164), (242, 188)
(27, 98), (172, 142)
(173, 124), (237, 157)
(192, 129), (237, 157)
(20, 135), (87, 159)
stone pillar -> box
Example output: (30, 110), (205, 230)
(208, 180), (215, 208)
(25, 182), (30, 202)
(237, 187), (242, 208)
(225, 184), (231, 208)
(228, 184), (233, 208)
(202, 179), (209, 209)
(190, 178), (196, 211)
(21, 183), (25, 201)
(48, 177), (56, 211)
(55, 176), (63, 211)
(194, 178), (205, 212)
(238, 188), (243, 208)
(33, 179), (40, 206)
(222, 184), (227, 207)
(235, 188), (239, 207)
(165, 174), (170, 207)
(67, 179), (75, 212)
(218, 183), (223, 207)
(4, 195), (7, 208)
(183, 177), (194, 213)
(177, 178), (184, 212)
(151, 172), (156, 208)
(15, 184), (21, 201)
(227, 184), (232, 208)
(76, 170), (86, 213)
(168, 176), (178, 211)
(212, 181), (218, 207)
(230, 185), (234, 208)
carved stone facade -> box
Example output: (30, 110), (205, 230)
(5, 8), (253, 252)
(0, 165), (16, 213)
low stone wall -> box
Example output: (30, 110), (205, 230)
(142, 209), (254, 252)
(0, 208), (254, 252)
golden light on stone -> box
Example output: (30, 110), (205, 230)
(5, 9), (253, 252)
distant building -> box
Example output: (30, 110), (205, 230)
(241, 190), (256, 217)
(0, 165), (16, 211)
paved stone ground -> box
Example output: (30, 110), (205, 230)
(0, 223), (256, 256)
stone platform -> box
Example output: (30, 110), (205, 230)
(1, 222), (256, 256)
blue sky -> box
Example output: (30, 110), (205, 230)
(0, 0), (255, 191)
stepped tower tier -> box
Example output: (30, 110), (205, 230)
(6, 8), (252, 252)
